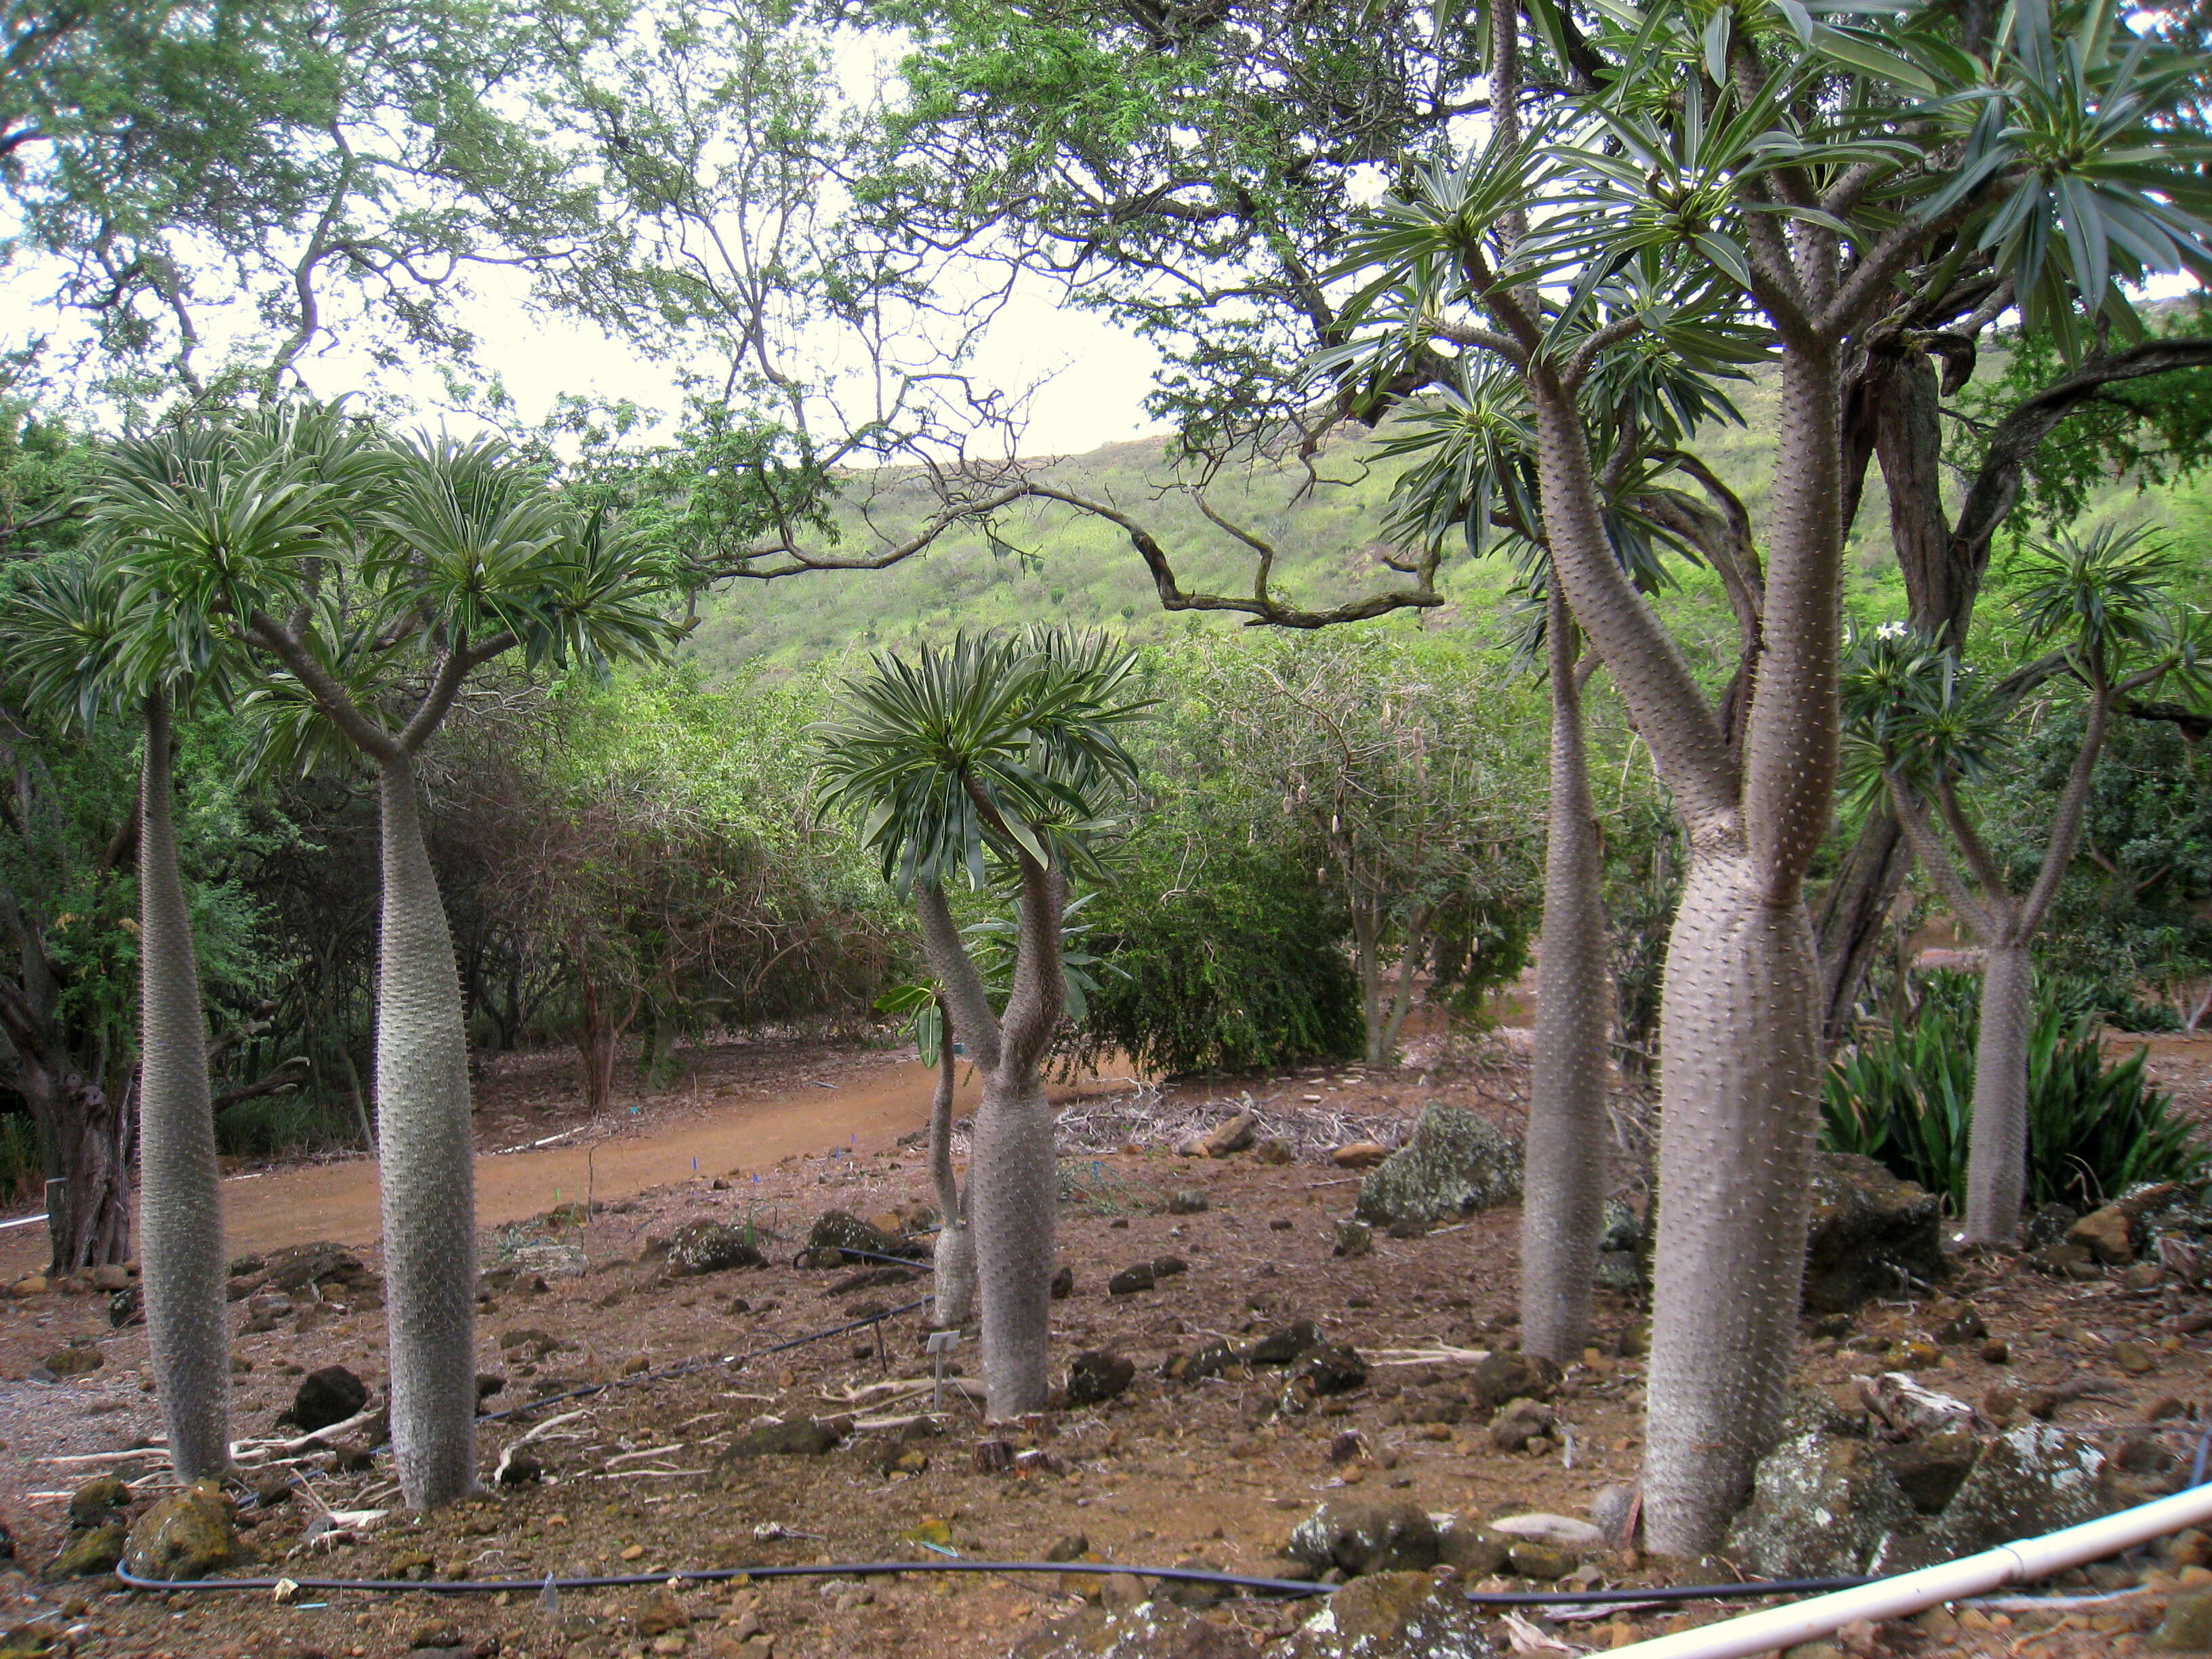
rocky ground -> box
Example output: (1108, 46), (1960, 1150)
(0, 1035), (2206, 1658)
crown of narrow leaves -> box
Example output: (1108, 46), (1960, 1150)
(814, 628), (1149, 895)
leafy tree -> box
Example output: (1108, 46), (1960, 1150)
(1, 0), (630, 402)
(1325, 0), (2212, 1547)
(817, 629), (1147, 1418)
(1155, 633), (1543, 1067)
(1847, 526), (2205, 1242)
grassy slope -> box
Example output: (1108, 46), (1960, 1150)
(685, 361), (2208, 679)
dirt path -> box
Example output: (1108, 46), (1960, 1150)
(0, 1056), (1128, 1271)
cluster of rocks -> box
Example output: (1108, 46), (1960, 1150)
(43, 1475), (241, 1585)
(1725, 1382), (2122, 1578)
(2026, 1181), (2212, 1288)
(226, 1240), (384, 1336)
(795, 1208), (930, 1269)
(1149, 1320), (1371, 1410)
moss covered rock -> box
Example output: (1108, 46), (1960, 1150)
(121, 1479), (238, 1581)
(1353, 1104), (1521, 1229)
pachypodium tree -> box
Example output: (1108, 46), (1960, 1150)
(1846, 525), (2205, 1244)
(818, 630), (1146, 1418)
(1328, 0), (2212, 1547)
(66, 432), (333, 1481)
(135, 409), (682, 1509)
(1376, 342), (1758, 1366)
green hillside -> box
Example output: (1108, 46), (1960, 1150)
(683, 365), (2211, 678)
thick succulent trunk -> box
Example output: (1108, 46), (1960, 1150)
(927, 1025), (974, 1328)
(968, 1069), (1054, 1416)
(136, 692), (232, 1479)
(1641, 846), (1823, 1553)
(1964, 940), (2034, 1244)
(1521, 608), (1612, 1364)
(373, 756), (479, 1509)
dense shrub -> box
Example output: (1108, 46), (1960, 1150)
(1822, 971), (2205, 1211)
(1065, 836), (1364, 1078)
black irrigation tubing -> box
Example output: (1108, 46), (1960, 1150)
(790, 1246), (935, 1271)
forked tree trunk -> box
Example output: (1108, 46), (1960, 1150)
(927, 1018), (975, 1328)
(916, 864), (1065, 1419)
(374, 756), (479, 1508)
(136, 691), (232, 1479)
(1521, 600), (1612, 1364)
(1965, 941), (2034, 1242)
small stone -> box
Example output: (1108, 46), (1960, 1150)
(2152, 1591), (2212, 1652)
(2127, 1261), (2167, 1290)
(637, 1586), (689, 1636)
(41, 1345), (103, 1378)
(1044, 1533), (1089, 1563)
(1151, 1254), (1188, 1278)
(1353, 1104), (1521, 1228)
(1254, 1139), (1294, 1166)
(804, 1210), (897, 1263)
(972, 1439), (1015, 1473)
(1201, 1113), (1256, 1158)
(1332, 1221), (1372, 1259)
(89, 1264), (129, 1292)
(1165, 1189), (1209, 1215)
(1050, 1265), (1074, 1299)
(1107, 1263), (1155, 1296)
(1065, 1351), (1134, 1406)
(1490, 1397), (1555, 1453)
(68, 1477), (129, 1530)
(1508, 1542), (1576, 1580)
(2116, 1342), (2157, 1376)
(280, 1365), (368, 1432)
(1980, 1338), (2010, 1366)
(121, 1480), (238, 1580)
(1934, 1305), (1988, 1345)
(13, 1275), (47, 1296)
(1470, 1351), (1561, 1411)
(42, 1523), (124, 1581)
(408, 1621), (464, 1650)
(1332, 1143), (1391, 1170)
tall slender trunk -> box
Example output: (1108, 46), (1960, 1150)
(927, 1019), (974, 1329)
(1375, 924), (1426, 1069)
(1521, 601), (1612, 1364)
(1965, 939), (2033, 1243)
(136, 691), (232, 1479)
(969, 1072), (1054, 1413)
(1353, 905), (1385, 1066)
(373, 757), (478, 1509)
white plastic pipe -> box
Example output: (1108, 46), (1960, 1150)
(1603, 1480), (2212, 1659)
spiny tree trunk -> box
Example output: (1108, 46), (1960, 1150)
(1529, 339), (1839, 1553)
(1965, 939), (2033, 1242)
(1521, 598), (1612, 1365)
(916, 865), (1065, 1419)
(136, 690), (232, 1479)
(970, 857), (1066, 1418)
(374, 756), (479, 1508)
(927, 1016), (975, 1329)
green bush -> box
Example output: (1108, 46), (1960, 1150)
(1064, 837), (1364, 1078)
(1822, 970), (2206, 1212)
(215, 1095), (363, 1161)
(0, 1113), (40, 1204)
